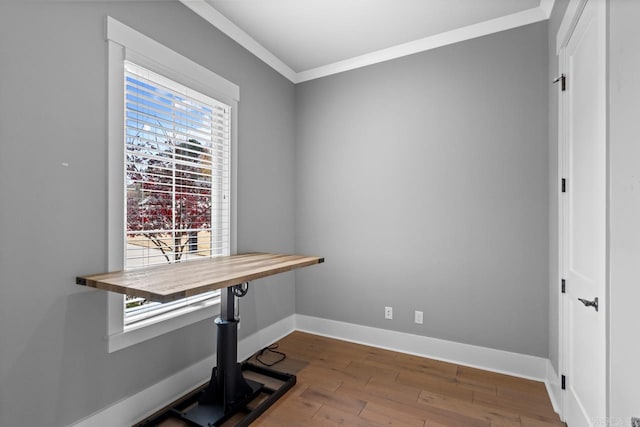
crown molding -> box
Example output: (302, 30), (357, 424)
(296, 7), (548, 83)
(181, 0), (551, 84)
(539, 0), (557, 18)
(179, 0), (297, 82)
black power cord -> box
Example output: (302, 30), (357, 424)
(255, 344), (286, 367)
(231, 281), (287, 367)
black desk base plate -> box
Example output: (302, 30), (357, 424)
(141, 363), (296, 427)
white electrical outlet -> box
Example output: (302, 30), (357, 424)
(415, 310), (423, 324)
(385, 306), (393, 319)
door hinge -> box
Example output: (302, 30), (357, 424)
(553, 74), (566, 91)
(561, 279), (566, 294)
(562, 178), (566, 193)
(561, 375), (566, 390)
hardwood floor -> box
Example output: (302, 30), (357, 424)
(154, 331), (565, 427)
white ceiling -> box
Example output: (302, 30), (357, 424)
(182, 0), (553, 82)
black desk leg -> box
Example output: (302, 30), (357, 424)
(144, 286), (296, 427)
(179, 287), (262, 426)
(198, 317), (255, 408)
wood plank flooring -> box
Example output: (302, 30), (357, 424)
(153, 331), (565, 427)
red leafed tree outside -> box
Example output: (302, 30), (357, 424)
(126, 138), (212, 263)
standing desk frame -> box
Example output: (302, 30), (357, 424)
(76, 253), (324, 426)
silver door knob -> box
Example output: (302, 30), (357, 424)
(578, 297), (599, 312)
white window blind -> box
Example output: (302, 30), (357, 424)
(123, 61), (231, 326)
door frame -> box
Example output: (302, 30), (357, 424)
(555, 0), (609, 423)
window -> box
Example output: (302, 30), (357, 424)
(123, 62), (230, 326)
(107, 17), (239, 352)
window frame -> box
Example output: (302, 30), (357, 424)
(106, 17), (239, 352)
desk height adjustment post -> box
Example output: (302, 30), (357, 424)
(197, 286), (256, 413)
(221, 284), (236, 322)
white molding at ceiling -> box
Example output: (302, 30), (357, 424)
(179, 0), (297, 82)
(540, 0), (557, 18)
(181, 1), (552, 84)
(296, 7), (548, 83)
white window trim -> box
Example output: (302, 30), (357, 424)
(107, 17), (239, 353)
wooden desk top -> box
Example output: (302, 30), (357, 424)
(76, 253), (324, 303)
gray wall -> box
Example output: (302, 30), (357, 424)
(546, 0), (570, 376)
(0, 1), (296, 426)
(0, 2), (557, 424)
(295, 22), (549, 357)
(608, 0), (640, 421)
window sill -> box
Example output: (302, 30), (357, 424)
(107, 297), (220, 353)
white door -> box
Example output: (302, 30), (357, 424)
(561, 0), (607, 425)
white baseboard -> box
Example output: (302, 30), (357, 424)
(294, 314), (548, 381)
(69, 314), (296, 427)
(70, 313), (555, 427)
(238, 314), (296, 361)
(544, 359), (563, 416)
